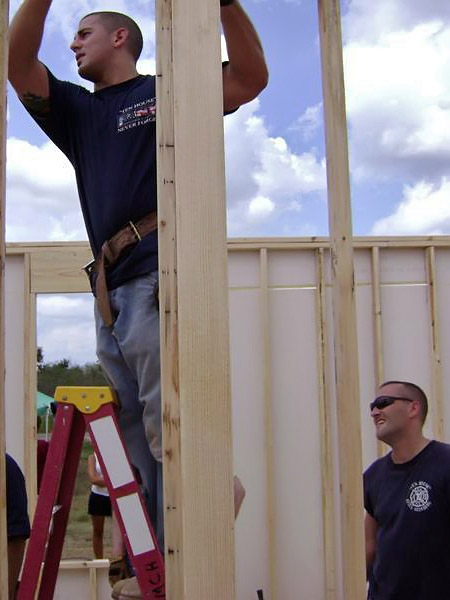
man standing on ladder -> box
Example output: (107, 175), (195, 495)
(8, 0), (268, 596)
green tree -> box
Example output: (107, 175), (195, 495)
(38, 356), (108, 398)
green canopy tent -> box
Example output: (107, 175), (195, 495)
(36, 391), (53, 417)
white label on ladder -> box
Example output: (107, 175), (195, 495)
(117, 493), (156, 554)
(90, 416), (135, 488)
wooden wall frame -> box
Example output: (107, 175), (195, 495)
(2, 0), (449, 596)
(3, 236), (450, 599)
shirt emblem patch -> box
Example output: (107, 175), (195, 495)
(406, 481), (432, 512)
(117, 97), (156, 132)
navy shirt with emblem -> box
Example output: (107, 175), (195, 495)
(364, 440), (450, 599)
(6, 453), (31, 540)
(26, 69), (158, 290)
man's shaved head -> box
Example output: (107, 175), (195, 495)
(83, 11), (143, 62)
(380, 380), (429, 424)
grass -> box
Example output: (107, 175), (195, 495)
(62, 439), (114, 560)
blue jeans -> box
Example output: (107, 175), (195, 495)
(94, 271), (164, 550)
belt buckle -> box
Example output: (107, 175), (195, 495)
(128, 221), (142, 242)
(82, 259), (96, 278)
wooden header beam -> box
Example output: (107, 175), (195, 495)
(318, 0), (366, 597)
(0, 0), (8, 597)
(156, 0), (235, 598)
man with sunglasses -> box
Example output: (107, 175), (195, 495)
(364, 380), (450, 599)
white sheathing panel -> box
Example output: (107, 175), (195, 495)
(269, 287), (325, 600)
(267, 249), (316, 287)
(229, 288), (270, 598)
(380, 284), (433, 439)
(379, 248), (427, 284)
(228, 251), (260, 288)
(5, 255), (25, 467)
(6, 242), (450, 599)
(54, 560), (111, 600)
(355, 284), (378, 471)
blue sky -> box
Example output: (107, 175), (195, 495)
(6, 0), (450, 363)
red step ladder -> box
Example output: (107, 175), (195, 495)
(17, 386), (165, 600)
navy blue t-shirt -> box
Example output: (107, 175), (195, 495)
(27, 69), (158, 290)
(364, 441), (450, 599)
(6, 453), (31, 539)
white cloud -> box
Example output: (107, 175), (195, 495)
(37, 294), (97, 365)
(344, 20), (450, 182)
(372, 178), (450, 235)
(248, 195), (275, 221)
(343, 0), (450, 43)
(224, 100), (326, 235)
(6, 138), (85, 242)
(341, 1), (450, 234)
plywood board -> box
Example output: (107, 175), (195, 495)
(379, 248), (427, 284)
(267, 249), (317, 288)
(381, 285), (433, 438)
(229, 289), (270, 599)
(269, 288), (325, 599)
(228, 251), (260, 289)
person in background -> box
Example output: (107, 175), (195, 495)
(6, 453), (31, 599)
(364, 380), (450, 599)
(88, 452), (124, 560)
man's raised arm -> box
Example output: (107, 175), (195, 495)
(8, 0), (51, 112)
(220, 0), (268, 112)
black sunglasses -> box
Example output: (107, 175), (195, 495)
(370, 395), (413, 412)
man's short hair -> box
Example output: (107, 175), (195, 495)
(84, 11), (143, 62)
(380, 380), (429, 424)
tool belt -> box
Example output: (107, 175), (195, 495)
(83, 212), (158, 327)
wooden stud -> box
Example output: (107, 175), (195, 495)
(89, 563), (97, 600)
(156, 0), (184, 597)
(371, 247), (386, 457)
(259, 248), (277, 599)
(425, 246), (444, 440)
(0, 0), (9, 596)
(23, 255), (38, 511)
(315, 248), (336, 600)
(317, 1), (366, 597)
(156, 0), (235, 597)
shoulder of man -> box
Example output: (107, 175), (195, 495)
(364, 453), (390, 479)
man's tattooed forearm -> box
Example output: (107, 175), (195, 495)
(22, 92), (50, 115)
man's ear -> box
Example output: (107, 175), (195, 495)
(112, 27), (129, 49)
(410, 399), (421, 420)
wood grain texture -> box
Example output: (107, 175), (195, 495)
(426, 246), (444, 441)
(316, 248), (337, 600)
(317, 0), (366, 597)
(157, 0), (235, 597)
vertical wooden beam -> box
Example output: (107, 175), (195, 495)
(157, 0), (235, 597)
(156, 1), (184, 598)
(425, 246), (444, 440)
(371, 246), (386, 457)
(259, 248), (276, 600)
(24, 275), (38, 512)
(317, 1), (366, 597)
(315, 248), (336, 600)
(0, 0), (9, 597)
